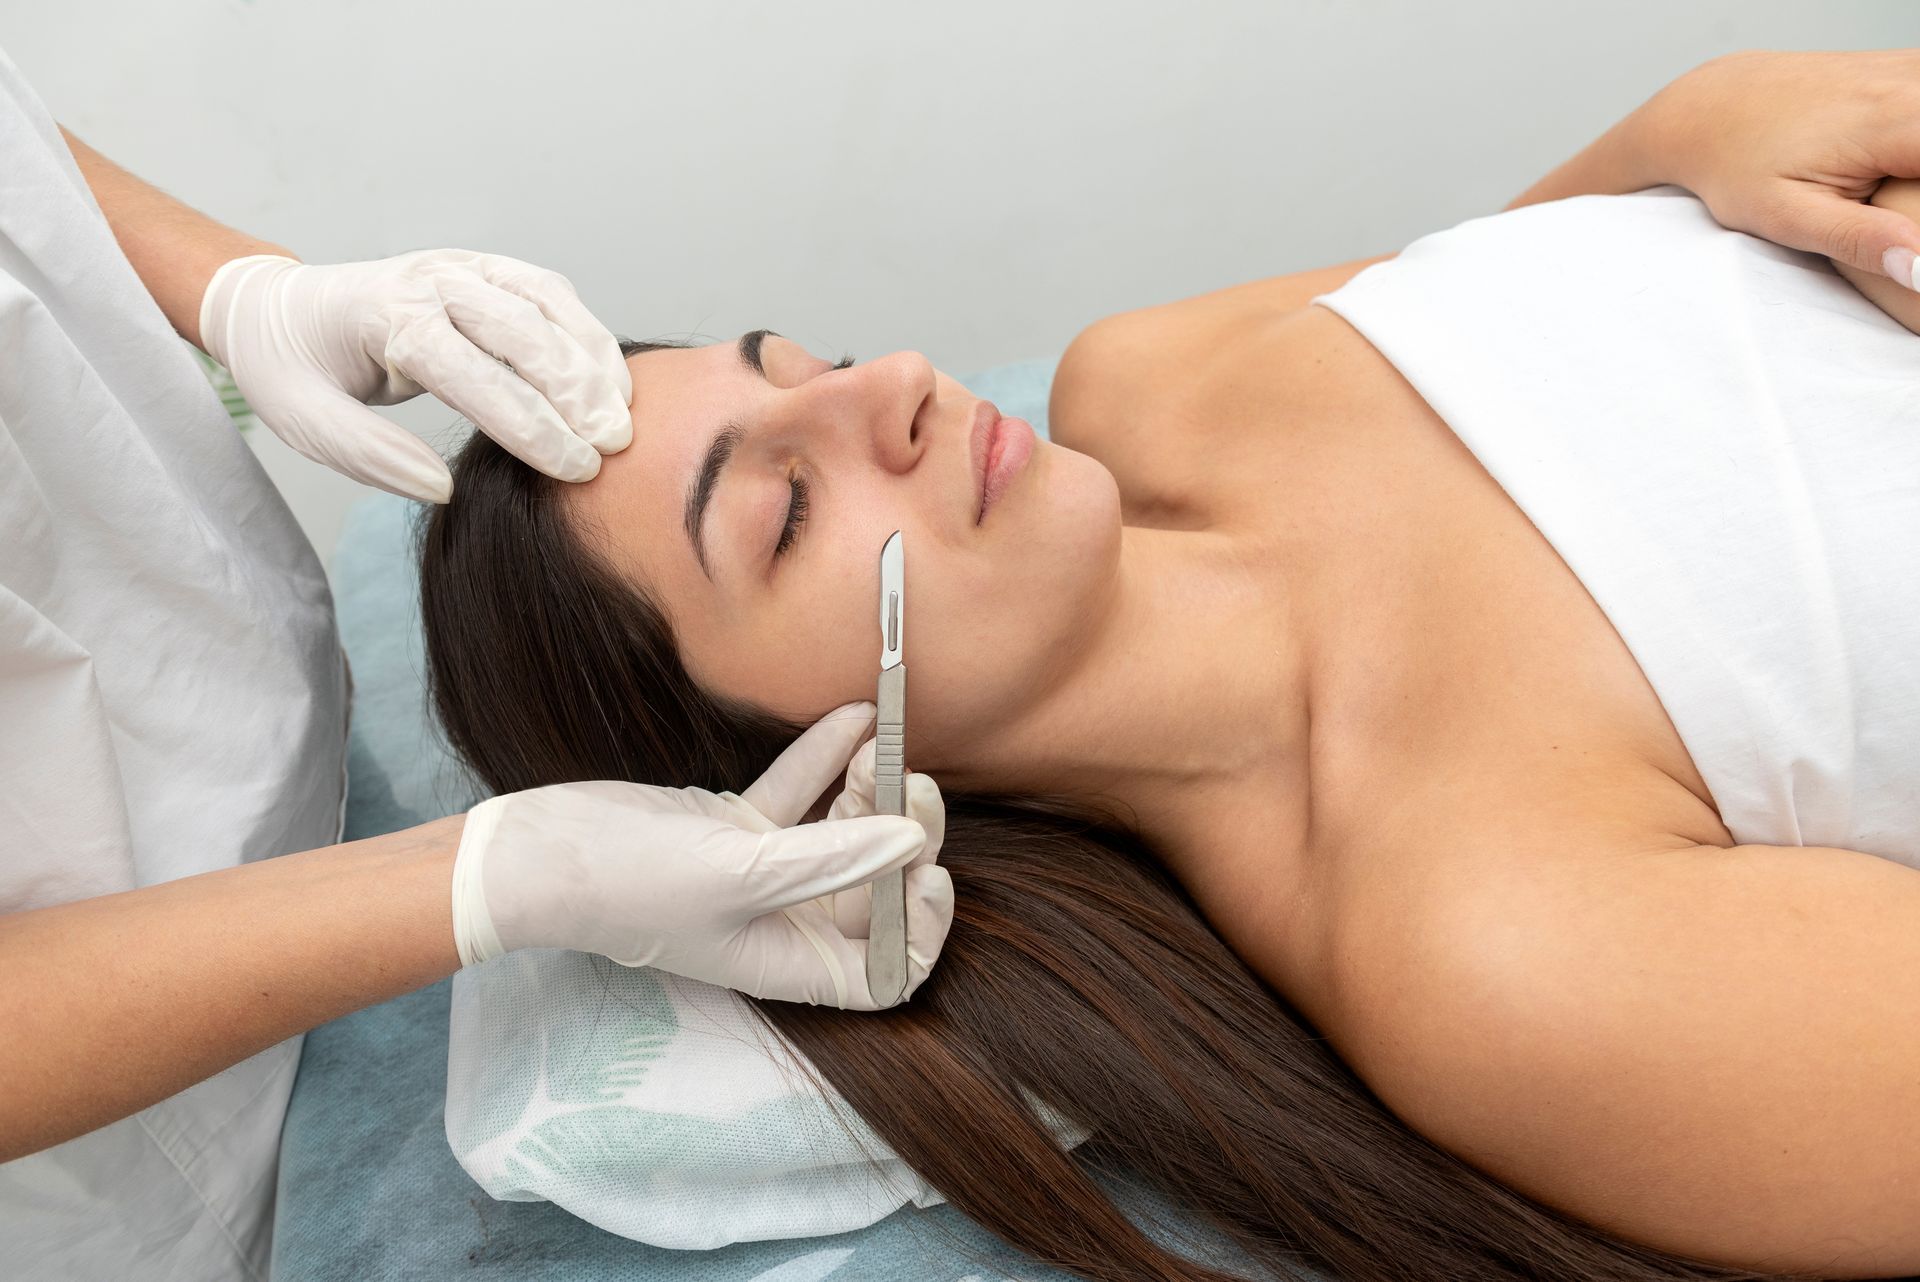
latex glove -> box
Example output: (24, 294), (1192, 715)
(197, 248), (634, 503)
(1636, 50), (1920, 288)
(804, 723), (948, 942)
(449, 702), (955, 1010)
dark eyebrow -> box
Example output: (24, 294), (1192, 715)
(739, 327), (772, 377)
(682, 331), (777, 580)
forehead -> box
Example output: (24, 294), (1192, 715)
(625, 338), (750, 430)
(561, 341), (753, 606)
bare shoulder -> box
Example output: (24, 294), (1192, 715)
(1330, 836), (1920, 1276)
(1050, 251), (1397, 432)
(1046, 252), (1396, 525)
(1832, 177), (1920, 336)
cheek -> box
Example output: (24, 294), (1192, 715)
(690, 585), (876, 722)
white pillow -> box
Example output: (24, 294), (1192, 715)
(445, 948), (1087, 1248)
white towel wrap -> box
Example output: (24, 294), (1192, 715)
(1315, 185), (1920, 870)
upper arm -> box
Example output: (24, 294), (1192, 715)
(1832, 176), (1920, 336)
(1342, 840), (1920, 1277)
(1047, 252), (1396, 522)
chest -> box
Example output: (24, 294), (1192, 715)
(1077, 303), (1737, 1010)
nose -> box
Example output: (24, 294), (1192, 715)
(788, 349), (934, 474)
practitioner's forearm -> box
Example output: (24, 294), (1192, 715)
(1504, 80), (1674, 212)
(0, 814), (465, 1162)
(58, 125), (296, 351)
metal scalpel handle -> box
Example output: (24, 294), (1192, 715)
(865, 529), (909, 1007)
(865, 662), (909, 1007)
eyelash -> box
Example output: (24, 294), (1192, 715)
(774, 470), (810, 559)
(770, 355), (851, 562)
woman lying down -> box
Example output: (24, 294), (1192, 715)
(419, 51), (1920, 1282)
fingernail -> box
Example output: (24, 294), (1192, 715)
(577, 398), (634, 453)
(397, 459), (454, 505)
(882, 815), (926, 855)
(591, 412), (634, 454)
(1882, 246), (1918, 292)
(556, 440), (602, 483)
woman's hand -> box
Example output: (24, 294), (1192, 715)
(1641, 49), (1920, 290)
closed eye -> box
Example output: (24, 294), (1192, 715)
(770, 355), (849, 562)
(774, 470), (810, 559)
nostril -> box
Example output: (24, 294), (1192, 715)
(909, 392), (933, 447)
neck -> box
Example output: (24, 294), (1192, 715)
(929, 522), (1320, 880)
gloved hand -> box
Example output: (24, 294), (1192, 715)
(197, 248), (634, 504)
(449, 702), (954, 1010)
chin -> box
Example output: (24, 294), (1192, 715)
(1011, 447), (1122, 579)
(1030, 445), (1121, 536)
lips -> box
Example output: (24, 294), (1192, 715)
(978, 416), (1035, 522)
(967, 399), (1000, 524)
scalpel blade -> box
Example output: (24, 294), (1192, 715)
(879, 529), (904, 671)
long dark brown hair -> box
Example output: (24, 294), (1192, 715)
(416, 339), (1824, 1282)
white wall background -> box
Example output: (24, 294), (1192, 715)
(6, 2), (1914, 576)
